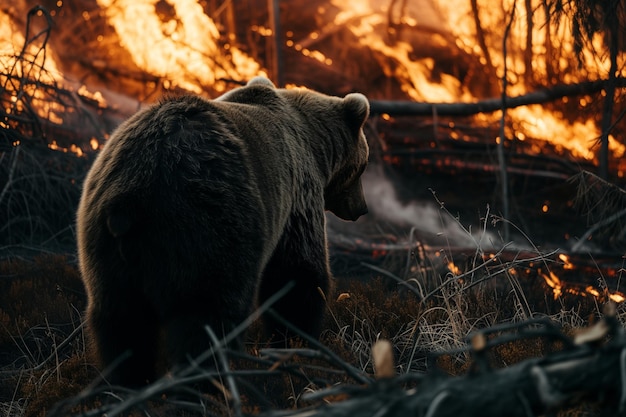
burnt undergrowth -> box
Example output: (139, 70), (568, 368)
(0, 241), (622, 417)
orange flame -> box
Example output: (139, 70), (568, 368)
(558, 254), (574, 270)
(0, 7), (108, 139)
(48, 140), (84, 157)
(541, 270), (563, 299)
(329, 0), (625, 162)
(540, 267), (625, 303)
(96, 0), (262, 93)
(0, 9), (66, 125)
(331, 0), (468, 102)
(447, 261), (461, 276)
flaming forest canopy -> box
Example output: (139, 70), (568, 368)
(0, 3), (624, 267)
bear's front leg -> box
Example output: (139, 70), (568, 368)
(87, 294), (160, 386)
(162, 305), (247, 370)
(161, 267), (259, 370)
(258, 213), (331, 345)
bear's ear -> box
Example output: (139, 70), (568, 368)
(247, 76), (276, 88)
(343, 93), (369, 132)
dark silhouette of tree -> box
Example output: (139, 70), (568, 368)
(523, 0), (534, 85)
(470, 0), (499, 97)
(549, 0), (624, 179)
(541, 0), (557, 84)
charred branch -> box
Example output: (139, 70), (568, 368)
(369, 78), (626, 116)
(257, 313), (625, 417)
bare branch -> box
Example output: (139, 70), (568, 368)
(369, 78), (626, 116)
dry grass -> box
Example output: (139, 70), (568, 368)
(0, 239), (620, 416)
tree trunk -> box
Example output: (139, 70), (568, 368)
(267, 0), (284, 87)
(470, 0), (499, 97)
(497, 2), (517, 242)
(524, 0), (534, 85)
(541, 0), (556, 83)
(598, 10), (619, 180)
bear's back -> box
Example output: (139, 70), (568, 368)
(77, 95), (273, 295)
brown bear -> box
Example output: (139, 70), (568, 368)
(76, 76), (369, 386)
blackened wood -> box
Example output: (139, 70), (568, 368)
(369, 78), (626, 116)
(266, 324), (625, 417)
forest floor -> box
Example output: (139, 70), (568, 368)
(1, 152), (624, 416)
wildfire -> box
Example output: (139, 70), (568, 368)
(96, 0), (262, 93)
(3, 0), (621, 165)
(2, 2), (626, 323)
(0, 8), (66, 126)
(325, 0), (625, 162)
(0, 6), (110, 157)
(539, 266), (625, 303)
(439, 0), (626, 162)
(331, 0), (469, 102)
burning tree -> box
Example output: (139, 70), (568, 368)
(541, 0), (625, 180)
(3, 0), (625, 163)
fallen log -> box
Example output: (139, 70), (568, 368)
(264, 310), (626, 417)
(369, 78), (626, 116)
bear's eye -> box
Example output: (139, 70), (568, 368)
(352, 162), (367, 180)
(343, 164), (366, 188)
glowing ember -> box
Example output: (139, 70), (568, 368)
(539, 265), (625, 302)
(48, 140), (84, 157)
(89, 138), (100, 150)
(447, 261), (461, 276)
(77, 85), (107, 108)
(559, 254), (574, 270)
(541, 270), (563, 299)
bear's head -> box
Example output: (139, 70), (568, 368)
(322, 92), (370, 222)
(243, 77), (370, 221)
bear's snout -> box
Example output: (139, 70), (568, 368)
(348, 199), (368, 221)
(327, 180), (368, 221)
(335, 200), (368, 222)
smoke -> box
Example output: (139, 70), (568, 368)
(362, 165), (499, 249)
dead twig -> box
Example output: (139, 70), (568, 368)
(571, 170), (626, 251)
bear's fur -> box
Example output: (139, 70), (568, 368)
(76, 77), (370, 386)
